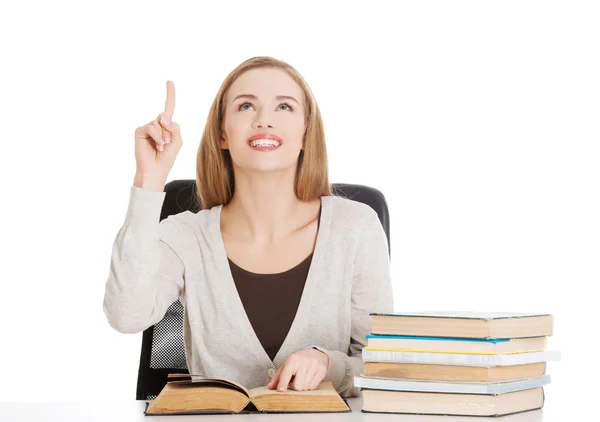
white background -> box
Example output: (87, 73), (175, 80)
(1, 0), (598, 418)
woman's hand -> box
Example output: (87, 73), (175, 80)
(133, 80), (183, 191)
(267, 348), (329, 392)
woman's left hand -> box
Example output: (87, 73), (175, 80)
(267, 348), (329, 392)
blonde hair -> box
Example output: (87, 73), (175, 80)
(196, 56), (332, 210)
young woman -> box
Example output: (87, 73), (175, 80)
(103, 56), (393, 397)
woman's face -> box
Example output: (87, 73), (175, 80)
(221, 67), (306, 173)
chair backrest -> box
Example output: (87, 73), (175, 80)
(136, 180), (390, 400)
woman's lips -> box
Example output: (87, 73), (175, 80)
(247, 133), (283, 151)
(247, 133), (284, 143)
(248, 139), (282, 151)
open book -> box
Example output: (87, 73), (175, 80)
(144, 373), (351, 415)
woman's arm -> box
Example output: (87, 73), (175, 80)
(311, 207), (394, 397)
(102, 185), (185, 334)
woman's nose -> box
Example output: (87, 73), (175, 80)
(252, 112), (273, 129)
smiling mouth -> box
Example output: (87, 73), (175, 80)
(248, 139), (282, 149)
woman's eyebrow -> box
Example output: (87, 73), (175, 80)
(232, 94), (299, 105)
(276, 95), (299, 105)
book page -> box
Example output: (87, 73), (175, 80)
(167, 373), (250, 397)
(248, 381), (338, 398)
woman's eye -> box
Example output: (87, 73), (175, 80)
(238, 102), (293, 111)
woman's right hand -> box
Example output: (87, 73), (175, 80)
(133, 80), (183, 191)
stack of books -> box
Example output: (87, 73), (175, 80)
(354, 311), (560, 417)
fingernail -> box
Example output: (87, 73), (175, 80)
(157, 144), (164, 151)
(161, 117), (169, 126)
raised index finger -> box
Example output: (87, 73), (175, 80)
(164, 80), (176, 120)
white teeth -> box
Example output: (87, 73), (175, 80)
(250, 139), (280, 147)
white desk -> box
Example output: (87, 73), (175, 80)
(0, 397), (547, 421)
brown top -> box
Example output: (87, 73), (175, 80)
(229, 253), (312, 361)
(228, 205), (321, 362)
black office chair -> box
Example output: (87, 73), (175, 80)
(136, 180), (390, 400)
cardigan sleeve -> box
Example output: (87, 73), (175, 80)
(102, 186), (186, 334)
(310, 207), (394, 397)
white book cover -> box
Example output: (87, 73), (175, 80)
(362, 349), (561, 366)
(354, 374), (551, 394)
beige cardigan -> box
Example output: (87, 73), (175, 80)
(103, 186), (394, 397)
